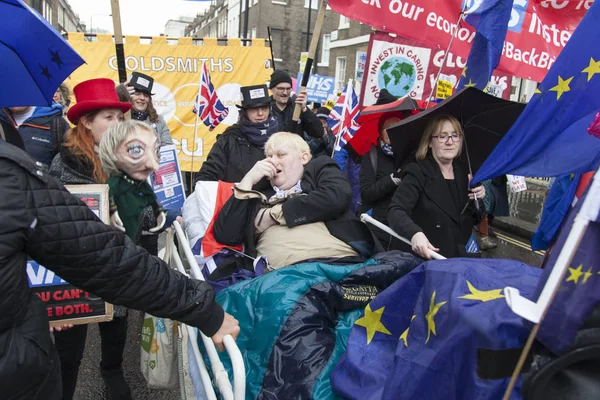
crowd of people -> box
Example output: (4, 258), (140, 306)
(0, 68), (514, 399)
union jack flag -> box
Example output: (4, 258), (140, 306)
(193, 63), (229, 131)
(327, 82), (360, 150)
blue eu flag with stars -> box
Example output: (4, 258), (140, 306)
(331, 258), (541, 400)
(473, 1), (600, 182)
(536, 169), (600, 355)
(457, 0), (513, 91)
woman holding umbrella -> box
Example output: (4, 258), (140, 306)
(388, 115), (485, 259)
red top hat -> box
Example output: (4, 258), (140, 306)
(67, 78), (131, 124)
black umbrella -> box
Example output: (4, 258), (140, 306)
(387, 87), (526, 174)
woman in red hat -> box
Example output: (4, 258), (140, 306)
(49, 78), (134, 400)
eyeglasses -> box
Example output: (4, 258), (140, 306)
(432, 134), (462, 143)
(274, 87), (293, 92)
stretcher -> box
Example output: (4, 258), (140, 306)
(170, 220), (245, 400)
(167, 215), (444, 399)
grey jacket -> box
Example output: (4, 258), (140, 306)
(145, 115), (173, 146)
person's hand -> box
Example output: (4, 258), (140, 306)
(254, 208), (277, 234)
(238, 159), (277, 190)
(411, 232), (439, 260)
(468, 174), (486, 200)
(110, 211), (126, 232)
(211, 313), (240, 352)
(124, 81), (135, 96)
(50, 324), (73, 333)
(295, 90), (308, 112)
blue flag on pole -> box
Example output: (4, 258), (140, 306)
(473, 1), (600, 183)
(536, 169), (600, 355)
(331, 258), (541, 400)
(457, 0), (513, 91)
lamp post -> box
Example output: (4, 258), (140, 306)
(90, 13), (111, 33)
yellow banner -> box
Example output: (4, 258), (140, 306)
(67, 34), (273, 171)
(435, 79), (453, 100)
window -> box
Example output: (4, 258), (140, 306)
(339, 15), (350, 29)
(270, 28), (283, 61)
(320, 34), (330, 66)
(304, 0), (318, 9)
(272, 0), (288, 4)
(251, 27), (257, 39)
(335, 57), (347, 92)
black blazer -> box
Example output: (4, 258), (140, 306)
(387, 157), (481, 258)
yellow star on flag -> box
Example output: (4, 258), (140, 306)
(355, 304), (392, 345)
(566, 264), (584, 284)
(535, 88), (542, 94)
(582, 267), (594, 284)
(458, 281), (505, 302)
(425, 291), (447, 344)
(399, 315), (416, 348)
(464, 78), (477, 88)
(582, 57), (600, 82)
(462, 66), (468, 77)
(549, 76), (574, 100)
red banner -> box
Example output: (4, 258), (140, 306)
(330, 0), (591, 83)
(360, 32), (512, 106)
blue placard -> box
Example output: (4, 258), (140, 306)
(150, 145), (186, 210)
(296, 73), (336, 104)
(27, 261), (67, 288)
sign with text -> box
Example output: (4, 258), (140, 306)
(507, 174), (528, 193)
(67, 34), (273, 171)
(150, 145), (186, 210)
(355, 51), (368, 82)
(28, 185), (113, 327)
(361, 32), (512, 106)
(436, 75), (454, 99)
(296, 73), (336, 104)
(330, 0), (591, 83)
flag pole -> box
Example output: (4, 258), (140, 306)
(293, 0), (327, 124)
(426, 3), (468, 108)
(190, 62), (205, 190)
(501, 168), (600, 399)
(110, 0), (127, 83)
(330, 79), (352, 158)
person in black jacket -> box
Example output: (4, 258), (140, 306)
(269, 70), (323, 140)
(213, 132), (378, 272)
(196, 84), (279, 191)
(0, 139), (239, 400)
(387, 115), (486, 259)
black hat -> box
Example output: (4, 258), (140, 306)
(269, 70), (293, 89)
(238, 84), (271, 109)
(315, 107), (330, 119)
(129, 72), (155, 95)
(375, 88), (397, 105)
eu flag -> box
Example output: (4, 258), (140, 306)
(458, 0), (513, 91)
(473, 1), (600, 182)
(536, 169), (600, 355)
(331, 258), (541, 400)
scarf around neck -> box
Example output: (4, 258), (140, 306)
(131, 110), (148, 121)
(380, 140), (394, 157)
(241, 116), (279, 149)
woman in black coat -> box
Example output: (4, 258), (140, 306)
(196, 84), (279, 191)
(388, 115), (485, 259)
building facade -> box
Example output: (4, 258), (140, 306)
(165, 17), (195, 37)
(25, 0), (85, 33)
(185, 0), (229, 39)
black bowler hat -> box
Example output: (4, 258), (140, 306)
(129, 72), (155, 95)
(238, 84), (271, 109)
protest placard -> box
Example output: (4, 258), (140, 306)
(150, 145), (186, 210)
(28, 185), (113, 327)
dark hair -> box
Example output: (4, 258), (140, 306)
(237, 106), (270, 126)
(146, 96), (159, 123)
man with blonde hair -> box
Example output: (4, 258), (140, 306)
(214, 132), (379, 272)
